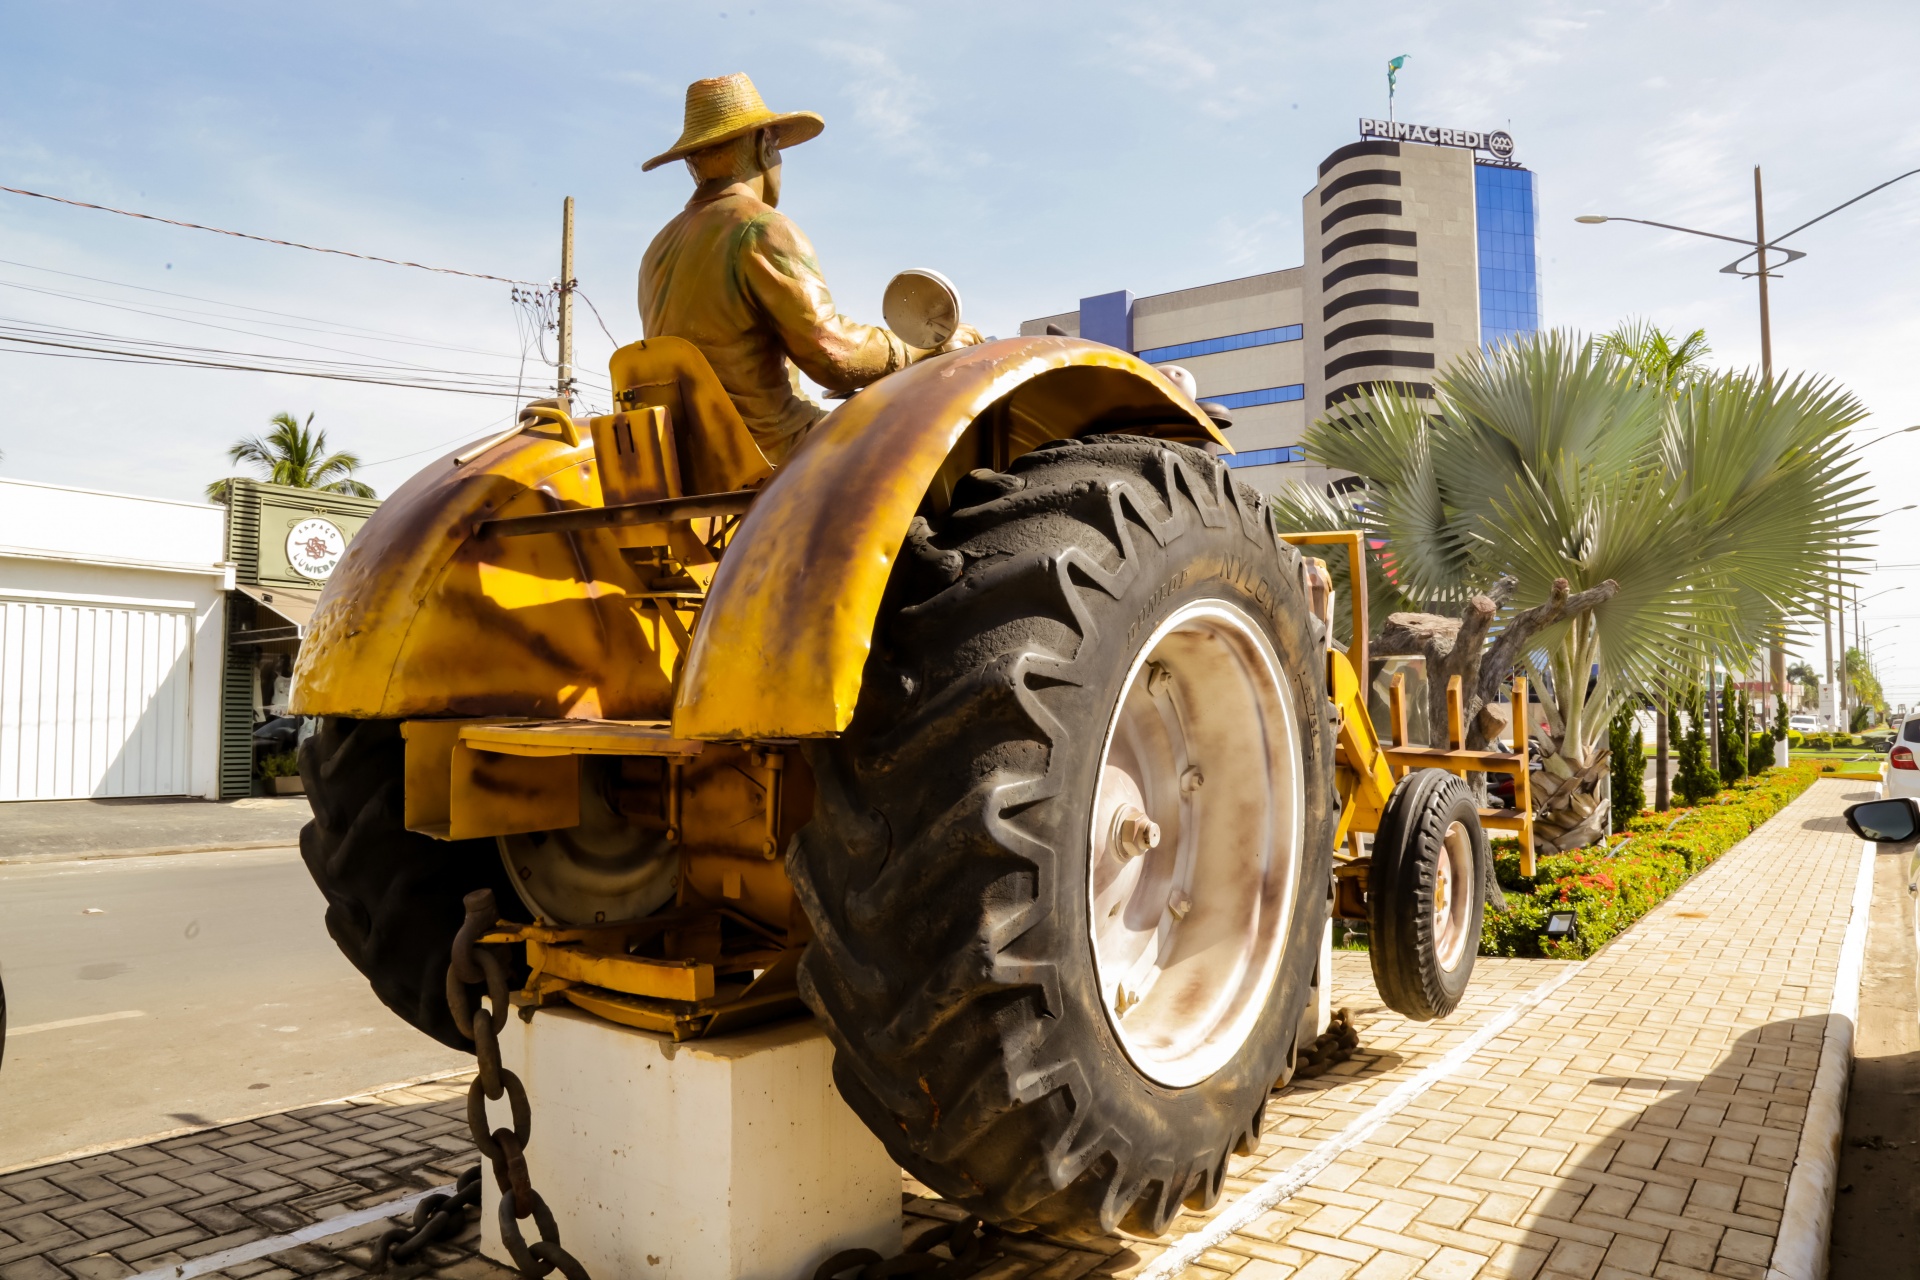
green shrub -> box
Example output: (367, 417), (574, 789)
(1482, 760), (1821, 960)
(1609, 706), (1646, 833)
(257, 750), (299, 779)
(1675, 685), (1719, 804)
(1719, 676), (1746, 786)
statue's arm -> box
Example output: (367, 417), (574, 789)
(740, 214), (913, 393)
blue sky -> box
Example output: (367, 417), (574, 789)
(3, 0), (1919, 694)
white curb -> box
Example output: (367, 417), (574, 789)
(1767, 837), (1876, 1280)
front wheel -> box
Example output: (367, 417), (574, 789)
(1367, 769), (1487, 1021)
(792, 438), (1336, 1240)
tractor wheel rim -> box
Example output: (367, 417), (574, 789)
(1088, 598), (1304, 1088)
(1433, 819), (1475, 972)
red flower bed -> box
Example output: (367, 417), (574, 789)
(1481, 761), (1825, 959)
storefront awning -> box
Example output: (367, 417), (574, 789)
(233, 584), (324, 643)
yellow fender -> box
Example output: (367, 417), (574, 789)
(673, 336), (1224, 740)
(289, 421), (683, 721)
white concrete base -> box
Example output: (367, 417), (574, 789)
(480, 1008), (901, 1280)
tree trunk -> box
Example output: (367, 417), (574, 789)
(1370, 576), (1622, 853)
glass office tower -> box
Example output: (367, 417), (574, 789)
(1473, 164), (1541, 348)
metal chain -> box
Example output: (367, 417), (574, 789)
(1291, 1007), (1360, 1080)
(371, 1166), (483, 1277)
(813, 1215), (1005, 1280)
(447, 888), (592, 1280)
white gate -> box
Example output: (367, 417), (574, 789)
(0, 599), (194, 800)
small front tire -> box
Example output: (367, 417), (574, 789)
(1367, 769), (1486, 1021)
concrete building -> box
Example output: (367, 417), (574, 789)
(0, 475), (383, 803)
(0, 478), (232, 801)
(1022, 121), (1540, 496)
(216, 480), (380, 798)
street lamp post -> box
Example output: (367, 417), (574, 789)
(1852, 584), (1907, 727)
(1579, 166), (1920, 727)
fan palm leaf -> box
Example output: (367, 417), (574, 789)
(1293, 329), (1868, 768)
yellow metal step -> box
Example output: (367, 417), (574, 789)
(458, 719), (706, 758)
(1478, 808), (1532, 831)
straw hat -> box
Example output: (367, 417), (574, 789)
(642, 73), (825, 173)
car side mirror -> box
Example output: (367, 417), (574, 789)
(1844, 797), (1920, 842)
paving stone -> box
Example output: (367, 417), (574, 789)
(0, 1257), (69, 1280)
(0, 782), (1871, 1280)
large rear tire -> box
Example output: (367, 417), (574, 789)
(298, 717), (529, 1050)
(793, 438), (1336, 1240)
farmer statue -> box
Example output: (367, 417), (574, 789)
(639, 73), (980, 463)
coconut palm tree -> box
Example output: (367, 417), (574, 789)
(1599, 318), (1713, 394)
(206, 412), (375, 501)
(1283, 330), (1869, 851)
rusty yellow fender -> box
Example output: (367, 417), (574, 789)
(289, 422), (668, 721)
(290, 338), (772, 723)
(673, 336), (1224, 740)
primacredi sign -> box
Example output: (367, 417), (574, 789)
(1358, 118), (1515, 160)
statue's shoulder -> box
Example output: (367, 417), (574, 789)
(736, 202), (813, 257)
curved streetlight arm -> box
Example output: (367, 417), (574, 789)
(1720, 167), (1920, 275)
(1573, 214), (1809, 273)
(1580, 215), (1765, 249)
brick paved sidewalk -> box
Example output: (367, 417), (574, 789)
(907, 777), (1869, 1280)
(0, 780), (1872, 1280)
(0, 1077), (510, 1280)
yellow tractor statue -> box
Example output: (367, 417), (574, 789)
(291, 331), (1528, 1241)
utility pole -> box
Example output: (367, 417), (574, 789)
(1853, 583), (1865, 725)
(1824, 574), (1835, 729)
(1754, 166), (1794, 725)
(1708, 658), (1721, 774)
(558, 195), (576, 408)
(1654, 695), (1670, 810)
(1754, 167), (1773, 382)
(1837, 577), (1849, 730)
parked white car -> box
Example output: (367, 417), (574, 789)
(1790, 714), (1821, 734)
(1886, 718), (1920, 799)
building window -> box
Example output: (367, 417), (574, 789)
(1137, 326), (1302, 364)
(1207, 384), (1307, 410)
(1474, 164), (1541, 348)
(1223, 446), (1305, 468)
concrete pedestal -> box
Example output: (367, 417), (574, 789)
(480, 1008), (901, 1280)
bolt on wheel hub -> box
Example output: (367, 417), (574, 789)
(1088, 600), (1305, 1087)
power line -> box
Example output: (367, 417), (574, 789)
(0, 323), (528, 397)
(0, 183), (539, 285)
(0, 256), (532, 353)
(0, 272), (527, 362)
(0, 279), (494, 374)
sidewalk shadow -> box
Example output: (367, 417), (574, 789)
(1521, 1014), (1825, 1278)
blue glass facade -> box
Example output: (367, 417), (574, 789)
(1208, 384), (1305, 410)
(1223, 446), (1304, 469)
(1473, 164), (1541, 348)
(1136, 325), (1303, 364)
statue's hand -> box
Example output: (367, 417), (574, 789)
(937, 324), (985, 353)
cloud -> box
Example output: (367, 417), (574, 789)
(811, 38), (950, 170)
(1093, 9), (1269, 121)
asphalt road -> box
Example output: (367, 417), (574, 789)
(0, 846), (468, 1171)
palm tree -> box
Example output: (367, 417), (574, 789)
(207, 412), (375, 501)
(1599, 318), (1713, 394)
(1287, 330), (1869, 851)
